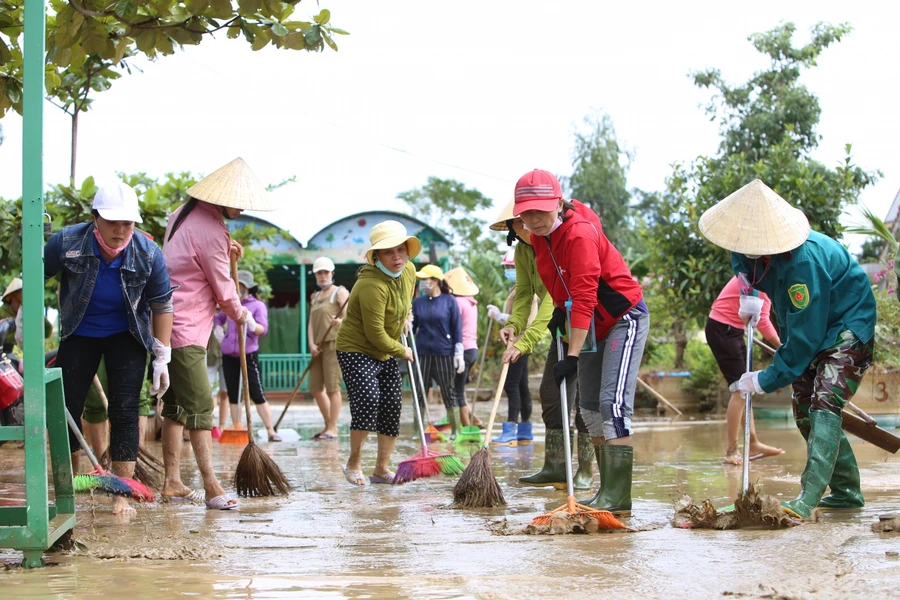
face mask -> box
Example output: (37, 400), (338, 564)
(317, 280), (334, 289)
(375, 260), (404, 279)
(547, 216), (563, 235)
(419, 280), (434, 294)
(504, 269), (517, 283)
(93, 227), (133, 257)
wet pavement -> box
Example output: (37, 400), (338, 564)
(3, 400), (900, 599)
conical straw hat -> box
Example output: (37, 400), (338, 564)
(444, 266), (479, 297)
(489, 197), (516, 231)
(699, 179), (810, 255)
(186, 157), (276, 211)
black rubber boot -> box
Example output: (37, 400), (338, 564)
(579, 444), (633, 515)
(519, 428), (566, 489)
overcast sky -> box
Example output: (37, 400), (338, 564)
(0, 0), (897, 248)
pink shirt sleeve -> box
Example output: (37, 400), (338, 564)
(757, 291), (778, 340)
(194, 227), (243, 322)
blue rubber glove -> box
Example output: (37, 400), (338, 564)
(553, 355), (578, 386)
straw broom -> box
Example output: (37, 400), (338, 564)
(273, 297), (350, 432)
(231, 258), (291, 497)
(530, 338), (629, 531)
(451, 343), (512, 508)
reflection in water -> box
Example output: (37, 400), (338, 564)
(1, 401), (898, 598)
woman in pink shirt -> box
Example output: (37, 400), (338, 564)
(707, 276), (784, 465)
(160, 158), (276, 510)
(445, 267), (482, 428)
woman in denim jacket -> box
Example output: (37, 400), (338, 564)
(45, 181), (174, 516)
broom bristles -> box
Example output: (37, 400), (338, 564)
(233, 441), (291, 497)
(434, 454), (465, 476)
(393, 451), (442, 484)
(452, 447), (506, 508)
(100, 446), (162, 490)
(73, 468), (155, 501)
(530, 498), (630, 530)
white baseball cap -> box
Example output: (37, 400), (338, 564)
(312, 257), (336, 273)
(92, 181), (143, 223)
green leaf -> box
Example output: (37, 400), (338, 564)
(329, 27), (349, 35)
(237, 0), (261, 14)
(323, 33), (337, 51)
(0, 38), (10, 66)
(6, 80), (21, 105)
(250, 29), (270, 50)
(114, 0), (135, 19)
(271, 22), (288, 37)
(80, 176), (95, 198)
(282, 31), (306, 50)
(313, 9), (330, 25)
(263, 0), (284, 19)
(134, 29), (157, 54)
(208, 0), (233, 19)
(303, 26), (321, 47)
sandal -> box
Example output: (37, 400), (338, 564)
(161, 488), (205, 504)
(342, 465), (367, 486)
(268, 433), (283, 442)
(205, 494), (239, 510)
(369, 471), (397, 485)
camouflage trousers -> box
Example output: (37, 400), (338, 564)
(791, 330), (873, 437)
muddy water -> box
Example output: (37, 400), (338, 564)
(3, 403), (900, 599)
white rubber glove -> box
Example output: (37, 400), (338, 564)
(737, 371), (763, 395)
(14, 306), (23, 348)
(487, 304), (510, 325)
(213, 325), (225, 343)
(738, 295), (764, 328)
(244, 311), (258, 335)
(150, 337), (172, 398)
(454, 343), (465, 374)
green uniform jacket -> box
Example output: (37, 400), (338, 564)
(507, 242), (552, 355)
(336, 261), (416, 361)
(732, 230), (876, 393)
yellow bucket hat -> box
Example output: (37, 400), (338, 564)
(699, 179), (810, 255)
(366, 220), (422, 265)
(444, 266), (479, 297)
(416, 264), (444, 280)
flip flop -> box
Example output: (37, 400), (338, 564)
(268, 434), (283, 442)
(205, 494), (239, 510)
(369, 471), (397, 485)
(311, 432), (323, 439)
(315, 433), (337, 440)
(161, 488), (205, 504)
(342, 465), (367, 486)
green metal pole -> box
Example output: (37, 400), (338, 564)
(299, 265), (307, 354)
(22, 0), (49, 565)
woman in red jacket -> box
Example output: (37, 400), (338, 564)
(513, 169), (649, 515)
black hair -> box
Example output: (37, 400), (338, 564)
(437, 279), (451, 295)
(560, 200), (576, 222)
(167, 197), (199, 242)
(91, 209), (100, 218)
(505, 219), (518, 246)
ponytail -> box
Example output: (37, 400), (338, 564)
(167, 197), (199, 242)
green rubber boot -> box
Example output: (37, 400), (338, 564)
(782, 409), (842, 518)
(573, 432), (595, 491)
(447, 407), (460, 441)
(818, 430), (864, 509)
(579, 444), (633, 515)
(519, 428), (566, 488)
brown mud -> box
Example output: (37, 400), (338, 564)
(2, 403), (900, 599)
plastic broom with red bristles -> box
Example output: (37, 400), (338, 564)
(394, 334), (464, 484)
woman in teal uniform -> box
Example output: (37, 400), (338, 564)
(700, 179), (876, 519)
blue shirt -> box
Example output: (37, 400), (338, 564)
(73, 238), (130, 338)
(412, 293), (462, 356)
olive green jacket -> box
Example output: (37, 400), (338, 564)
(506, 242), (553, 355)
(336, 261), (416, 361)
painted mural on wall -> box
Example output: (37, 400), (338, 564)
(298, 211), (450, 265)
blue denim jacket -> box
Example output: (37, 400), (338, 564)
(44, 222), (175, 352)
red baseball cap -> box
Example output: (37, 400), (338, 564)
(513, 169), (562, 216)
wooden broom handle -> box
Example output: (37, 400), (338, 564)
(482, 342), (514, 445)
(231, 255), (254, 437)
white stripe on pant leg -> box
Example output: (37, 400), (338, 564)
(437, 355), (456, 407)
(612, 313), (638, 419)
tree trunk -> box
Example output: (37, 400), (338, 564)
(70, 111), (78, 186)
(673, 319), (687, 370)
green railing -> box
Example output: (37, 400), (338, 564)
(258, 353), (412, 391)
(259, 353), (311, 391)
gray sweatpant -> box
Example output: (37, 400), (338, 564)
(578, 307), (650, 440)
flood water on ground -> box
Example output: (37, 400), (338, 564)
(3, 400), (900, 599)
